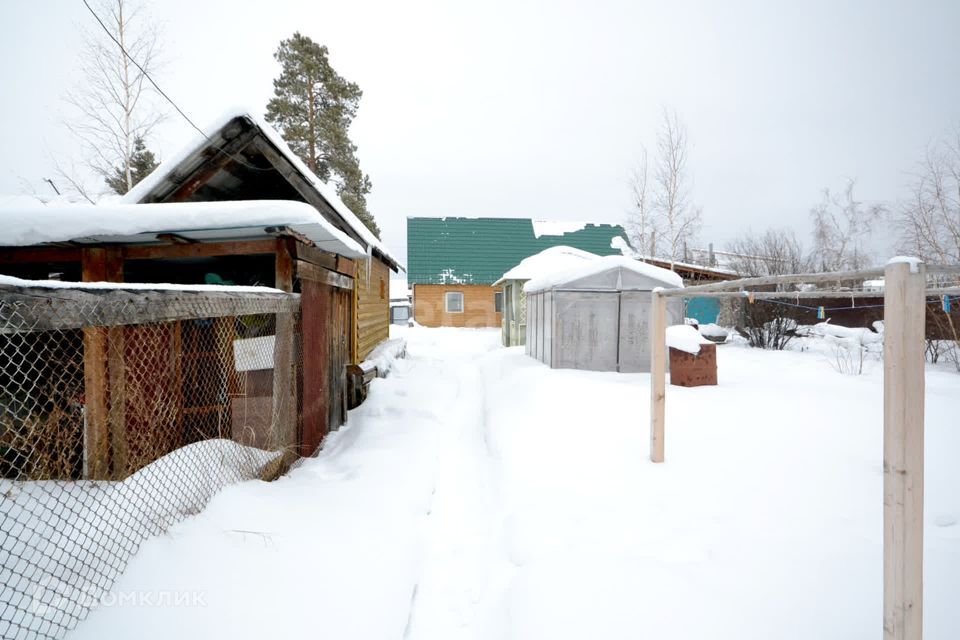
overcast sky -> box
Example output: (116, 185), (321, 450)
(3, 0), (959, 267)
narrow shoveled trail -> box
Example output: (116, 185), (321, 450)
(72, 327), (505, 640)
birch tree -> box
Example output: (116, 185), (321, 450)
(896, 128), (960, 264)
(65, 0), (164, 196)
(626, 146), (659, 256)
(653, 109), (702, 263)
(809, 179), (883, 271)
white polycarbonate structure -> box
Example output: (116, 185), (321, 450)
(523, 256), (684, 372)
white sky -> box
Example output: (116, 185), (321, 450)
(3, 0), (959, 268)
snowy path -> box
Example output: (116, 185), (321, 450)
(72, 328), (505, 640)
(71, 327), (960, 640)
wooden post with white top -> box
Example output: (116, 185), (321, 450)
(883, 258), (926, 640)
(649, 289), (667, 463)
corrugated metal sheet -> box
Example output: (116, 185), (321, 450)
(407, 217), (629, 285)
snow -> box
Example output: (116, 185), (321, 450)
(524, 254), (684, 293)
(2, 440), (280, 637)
(665, 324), (711, 354)
(0, 274), (286, 294)
(530, 220), (588, 238)
(389, 278), (410, 301)
(66, 326), (960, 640)
(119, 107), (403, 271)
(494, 245), (599, 284)
(361, 337), (407, 376)
(697, 322), (730, 340)
(887, 256), (923, 272)
(0, 199), (366, 257)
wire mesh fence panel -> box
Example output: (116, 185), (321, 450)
(0, 285), (302, 640)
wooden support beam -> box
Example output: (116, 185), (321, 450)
(293, 241), (338, 271)
(81, 247), (122, 480)
(649, 289), (667, 463)
(272, 239), (298, 451)
(248, 137), (368, 249)
(295, 260), (355, 290)
(657, 267), (887, 297)
(162, 126), (261, 203)
(0, 247), (82, 264)
(883, 259), (926, 640)
(124, 238), (278, 261)
(107, 325), (127, 477)
(0, 287), (298, 332)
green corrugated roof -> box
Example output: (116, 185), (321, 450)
(407, 217), (630, 285)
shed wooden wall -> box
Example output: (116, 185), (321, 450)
(353, 257), (390, 362)
(412, 284), (502, 328)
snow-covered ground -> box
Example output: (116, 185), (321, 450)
(71, 327), (960, 639)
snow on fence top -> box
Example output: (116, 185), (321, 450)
(0, 274), (286, 294)
(494, 245), (599, 285)
(524, 255), (684, 293)
(0, 198), (366, 257)
(120, 107), (403, 270)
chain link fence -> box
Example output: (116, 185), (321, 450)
(0, 283), (304, 639)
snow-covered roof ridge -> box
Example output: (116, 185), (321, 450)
(122, 107), (403, 271)
(494, 245), (600, 285)
(0, 199), (365, 257)
(524, 255), (684, 293)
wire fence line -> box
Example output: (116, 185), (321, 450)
(1, 283), (306, 639)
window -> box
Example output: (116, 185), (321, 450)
(494, 291), (503, 313)
(445, 291), (464, 313)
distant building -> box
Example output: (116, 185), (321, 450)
(406, 217), (628, 328)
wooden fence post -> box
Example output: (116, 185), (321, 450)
(272, 239), (298, 452)
(649, 289), (667, 463)
(81, 247), (123, 479)
(883, 258), (926, 640)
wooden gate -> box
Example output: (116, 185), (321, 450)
(300, 275), (352, 454)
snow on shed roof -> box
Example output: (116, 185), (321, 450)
(524, 255), (684, 293)
(493, 245), (599, 285)
(0, 198), (366, 257)
(122, 107), (402, 271)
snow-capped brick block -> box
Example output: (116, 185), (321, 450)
(669, 343), (718, 387)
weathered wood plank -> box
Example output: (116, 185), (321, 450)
(0, 247), (82, 264)
(883, 259), (926, 640)
(272, 240), (297, 452)
(296, 260), (355, 290)
(124, 238), (278, 261)
(81, 247), (122, 480)
(649, 290), (667, 463)
(0, 287), (298, 332)
(293, 242), (337, 271)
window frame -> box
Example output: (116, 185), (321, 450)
(494, 290), (504, 313)
(445, 291), (465, 314)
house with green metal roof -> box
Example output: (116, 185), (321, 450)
(406, 217), (629, 328)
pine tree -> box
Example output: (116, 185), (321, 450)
(105, 136), (158, 195)
(265, 33), (380, 238)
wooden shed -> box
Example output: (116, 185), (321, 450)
(116, 110), (403, 364)
(0, 199), (371, 457)
(0, 110), (403, 455)
(523, 256), (684, 372)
